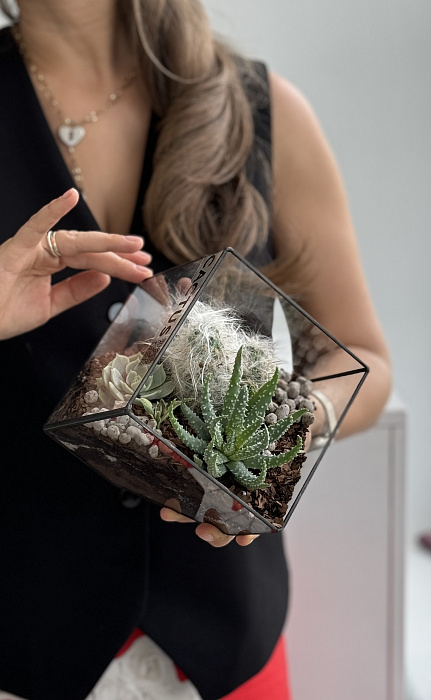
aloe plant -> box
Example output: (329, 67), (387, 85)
(169, 347), (306, 490)
(97, 352), (174, 408)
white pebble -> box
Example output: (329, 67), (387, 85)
(100, 428), (108, 436)
(265, 413), (277, 425)
(287, 381), (301, 399)
(148, 444), (159, 458)
(148, 419), (157, 430)
(119, 433), (132, 444)
(141, 432), (154, 446)
(298, 398), (314, 413)
(276, 405), (290, 420)
(116, 415), (129, 427)
(84, 390), (99, 405)
(298, 378), (313, 397)
(126, 426), (142, 439)
(302, 411), (315, 427)
(135, 432), (154, 447)
(92, 420), (106, 433)
(107, 424), (120, 441)
(274, 388), (287, 403)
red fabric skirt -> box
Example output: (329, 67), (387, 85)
(116, 630), (292, 699)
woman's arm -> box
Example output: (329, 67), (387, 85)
(163, 73), (391, 547)
(270, 72), (391, 440)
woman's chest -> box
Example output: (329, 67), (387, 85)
(39, 82), (152, 236)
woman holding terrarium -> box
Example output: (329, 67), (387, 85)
(0, 0), (391, 698)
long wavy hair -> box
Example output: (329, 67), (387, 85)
(1, 0), (300, 288)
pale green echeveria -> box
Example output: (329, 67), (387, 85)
(96, 352), (174, 408)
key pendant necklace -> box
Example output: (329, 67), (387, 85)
(13, 26), (137, 194)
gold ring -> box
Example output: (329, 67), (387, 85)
(46, 229), (61, 258)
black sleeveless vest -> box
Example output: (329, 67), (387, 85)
(0, 27), (288, 700)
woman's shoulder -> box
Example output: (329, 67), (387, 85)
(268, 71), (345, 217)
(269, 72), (332, 161)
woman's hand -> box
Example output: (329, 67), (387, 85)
(160, 507), (259, 548)
(0, 188), (153, 340)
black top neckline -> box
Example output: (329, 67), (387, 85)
(2, 25), (158, 236)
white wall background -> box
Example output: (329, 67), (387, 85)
(202, 0), (431, 542)
(1, 2), (429, 536)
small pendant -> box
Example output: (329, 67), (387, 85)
(58, 124), (86, 147)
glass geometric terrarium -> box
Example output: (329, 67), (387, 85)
(45, 249), (368, 535)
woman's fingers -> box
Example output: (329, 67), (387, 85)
(36, 229), (153, 282)
(14, 188), (151, 274)
(160, 507), (259, 548)
(160, 507), (195, 524)
(48, 230), (145, 258)
(17, 188), (80, 249)
(60, 249), (152, 283)
(194, 523), (235, 548)
(115, 250), (152, 264)
(235, 534), (260, 547)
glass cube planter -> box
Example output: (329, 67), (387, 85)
(45, 249), (368, 535)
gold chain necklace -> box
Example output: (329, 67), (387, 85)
(13, 26), (137, 194)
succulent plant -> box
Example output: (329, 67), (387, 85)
(140, 398), (182, 429)
(96, 352), (175, 409)
(169, 347), (306, 490)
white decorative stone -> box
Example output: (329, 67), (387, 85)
(148, 445), (159, 459)
(265, 413), (277, 425)
(107, 425), (120, 441)
(276, 405), (290, 420)
(126, 426), (143, 439)
(84, 390), (99, 405)
(134, 433), (146, 447)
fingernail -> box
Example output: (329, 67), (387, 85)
(61, 187), (77, 199)
(125, 235), (143, 243)
(199, 533), (214, 543)
(135, 265), (152, 273)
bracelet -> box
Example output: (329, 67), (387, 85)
(309, 389), (338, 450)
